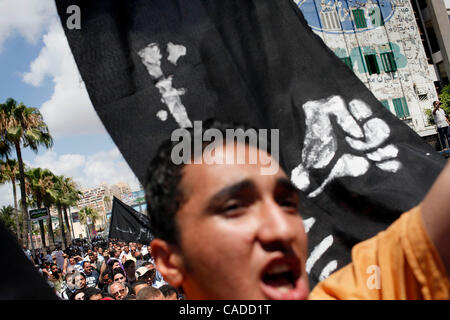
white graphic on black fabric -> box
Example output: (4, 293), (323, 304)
(291, 96), (401, 198)
(138, 43), (192, 128)
(115, 226), (134, 234)
(115, 226), (152, 242)
(296, 95), (402, 280)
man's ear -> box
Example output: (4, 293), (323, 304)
(151, 239), (184, 287)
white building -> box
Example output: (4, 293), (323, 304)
(295, 0), (440, 137)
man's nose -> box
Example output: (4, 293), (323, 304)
(256, 198), (297, 250)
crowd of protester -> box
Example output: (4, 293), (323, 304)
(24, 238), (183, 300)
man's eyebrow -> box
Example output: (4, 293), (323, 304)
(275, 177), (300, 195)
(206, 179), (256, 211)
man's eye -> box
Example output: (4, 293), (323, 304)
(279, 199), (299, 211)
(218, 201), (246, 216)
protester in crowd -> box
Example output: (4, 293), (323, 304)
(123, 260), (137, 284)
(84, 287), (104, 300)
(135, 267), (155, 288)
(131, 280), (148, 296)
(74, 272), (87, 291)
(45, 248), (52, 263)
(59, 273), (77, 300)
(63, 255), (83, 275)
(126, 246), (137, 263)
(134, 250), (145, 268)
(136, 286), (164, 300)
(432, 100), (450, 150)
(141, 261), (166, 286)
(82, 261), (99, 288)
(159, 285), (180, 300)
(120, 245), (130, 263)
(98, 268), (113, 293)
(142, 244), (154, 264)
(70, 289), (85, 300)
(96, 247), (105, 263)
(51, 246), (65, 271)
(22, 245), (32, 261)
(33, 249), (43, 265)
(87, 251), (102, 272)
(112, 269), (127, 285)
(109, 282), (129, 300)
(48, 263), (64, 293)
(144, 120), (450, 300)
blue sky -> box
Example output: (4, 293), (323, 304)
(0, 0), (140, 207)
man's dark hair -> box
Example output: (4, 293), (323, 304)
(123, 259), (135, 269)
(131, 280), (148, 295)
(144, 119), (268, 244)
(82, 261), (90, 268)
(112, 268), (125, 278)
(70, 289), (85, 300)
(159, 284), (178, 298)
(84, 287), (103, 300)
(136, 286), (163, 300)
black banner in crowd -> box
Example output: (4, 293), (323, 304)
(0, 219), (58, 299)
(55, 0), (446, 288)
(108, 197), (153, 245)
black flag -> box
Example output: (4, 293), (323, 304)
(56, 0), (446, 287)
(0, 219), (57, 299)
(109, 197), (153, 244)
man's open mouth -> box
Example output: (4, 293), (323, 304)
(259, 257), (308, 300)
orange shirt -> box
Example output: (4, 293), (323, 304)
(309, 206), (449, 300)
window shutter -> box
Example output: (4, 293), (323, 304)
(380, 52), (397, 72)
(364, 54), (380, 75)
(401, 97), (410, 117)
(352, 9), (367, 29)
(393, 98), (405, 118)
(380, 100), (390, 110)
(340, 57), (353, 69)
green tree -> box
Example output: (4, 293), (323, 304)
(79, 206), (100, 241)
(425, 84), (450, 125)
(0, 98), (53, 247)
(0, 205), (16, 234)
(51, 175), (81, 248)
(25, 167), (56, 248)
(0, 159), (21, 240)
(62, 177), (82, 244)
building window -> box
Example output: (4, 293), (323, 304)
(380, 100), (390, 110)
(340, 57), (353, 69)
(364, 54), (380, 75)
(352, 9), (367, 29)
(392, 97), (410, 119)
(320, 10), (341, 30)
(380, 52), (397, 73)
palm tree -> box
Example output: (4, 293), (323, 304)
(79, 206), (100, 241)
(25, 167), (56, 248)
(0, 98), (53, 247)
(0, 205), (16, 234)
(51, 175), (81, 249)
(61, 177), (82, 245)
(0, 159), (21, 240)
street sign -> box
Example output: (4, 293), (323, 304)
(72, 211), (79, 223)
(29, 208), (49, 221)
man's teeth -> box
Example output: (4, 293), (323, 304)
(277, 286), (291, 292)
(266, 264), (291, 275)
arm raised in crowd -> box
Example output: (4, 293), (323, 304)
(421, 160), (450, 275)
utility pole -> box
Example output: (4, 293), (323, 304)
(27, 209), (36, 262)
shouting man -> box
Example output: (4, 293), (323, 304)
(145, 120), (449, 300)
